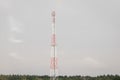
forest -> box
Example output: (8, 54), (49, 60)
(0, 75), (120, 80)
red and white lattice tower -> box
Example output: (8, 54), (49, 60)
(50, 11), (58, 80)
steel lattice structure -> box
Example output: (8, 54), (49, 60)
(50, 11), (58, 80)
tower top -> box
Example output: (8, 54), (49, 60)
(51, 11), (56, 17)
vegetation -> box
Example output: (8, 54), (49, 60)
(0, 75), (120, 80)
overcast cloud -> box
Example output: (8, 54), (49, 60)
(0, 0), (120, 76)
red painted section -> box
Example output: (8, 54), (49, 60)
(51, 34), (56, 46)
(50, 57), (58, 69)
(52, 11), (55, 23)
(52, 11), (55, 17)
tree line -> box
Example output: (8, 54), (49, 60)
(0, 75), (120, 80)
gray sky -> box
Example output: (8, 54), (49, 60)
(0, 0), (120, 76)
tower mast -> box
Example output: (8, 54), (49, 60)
(50, 11), (58, 80)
